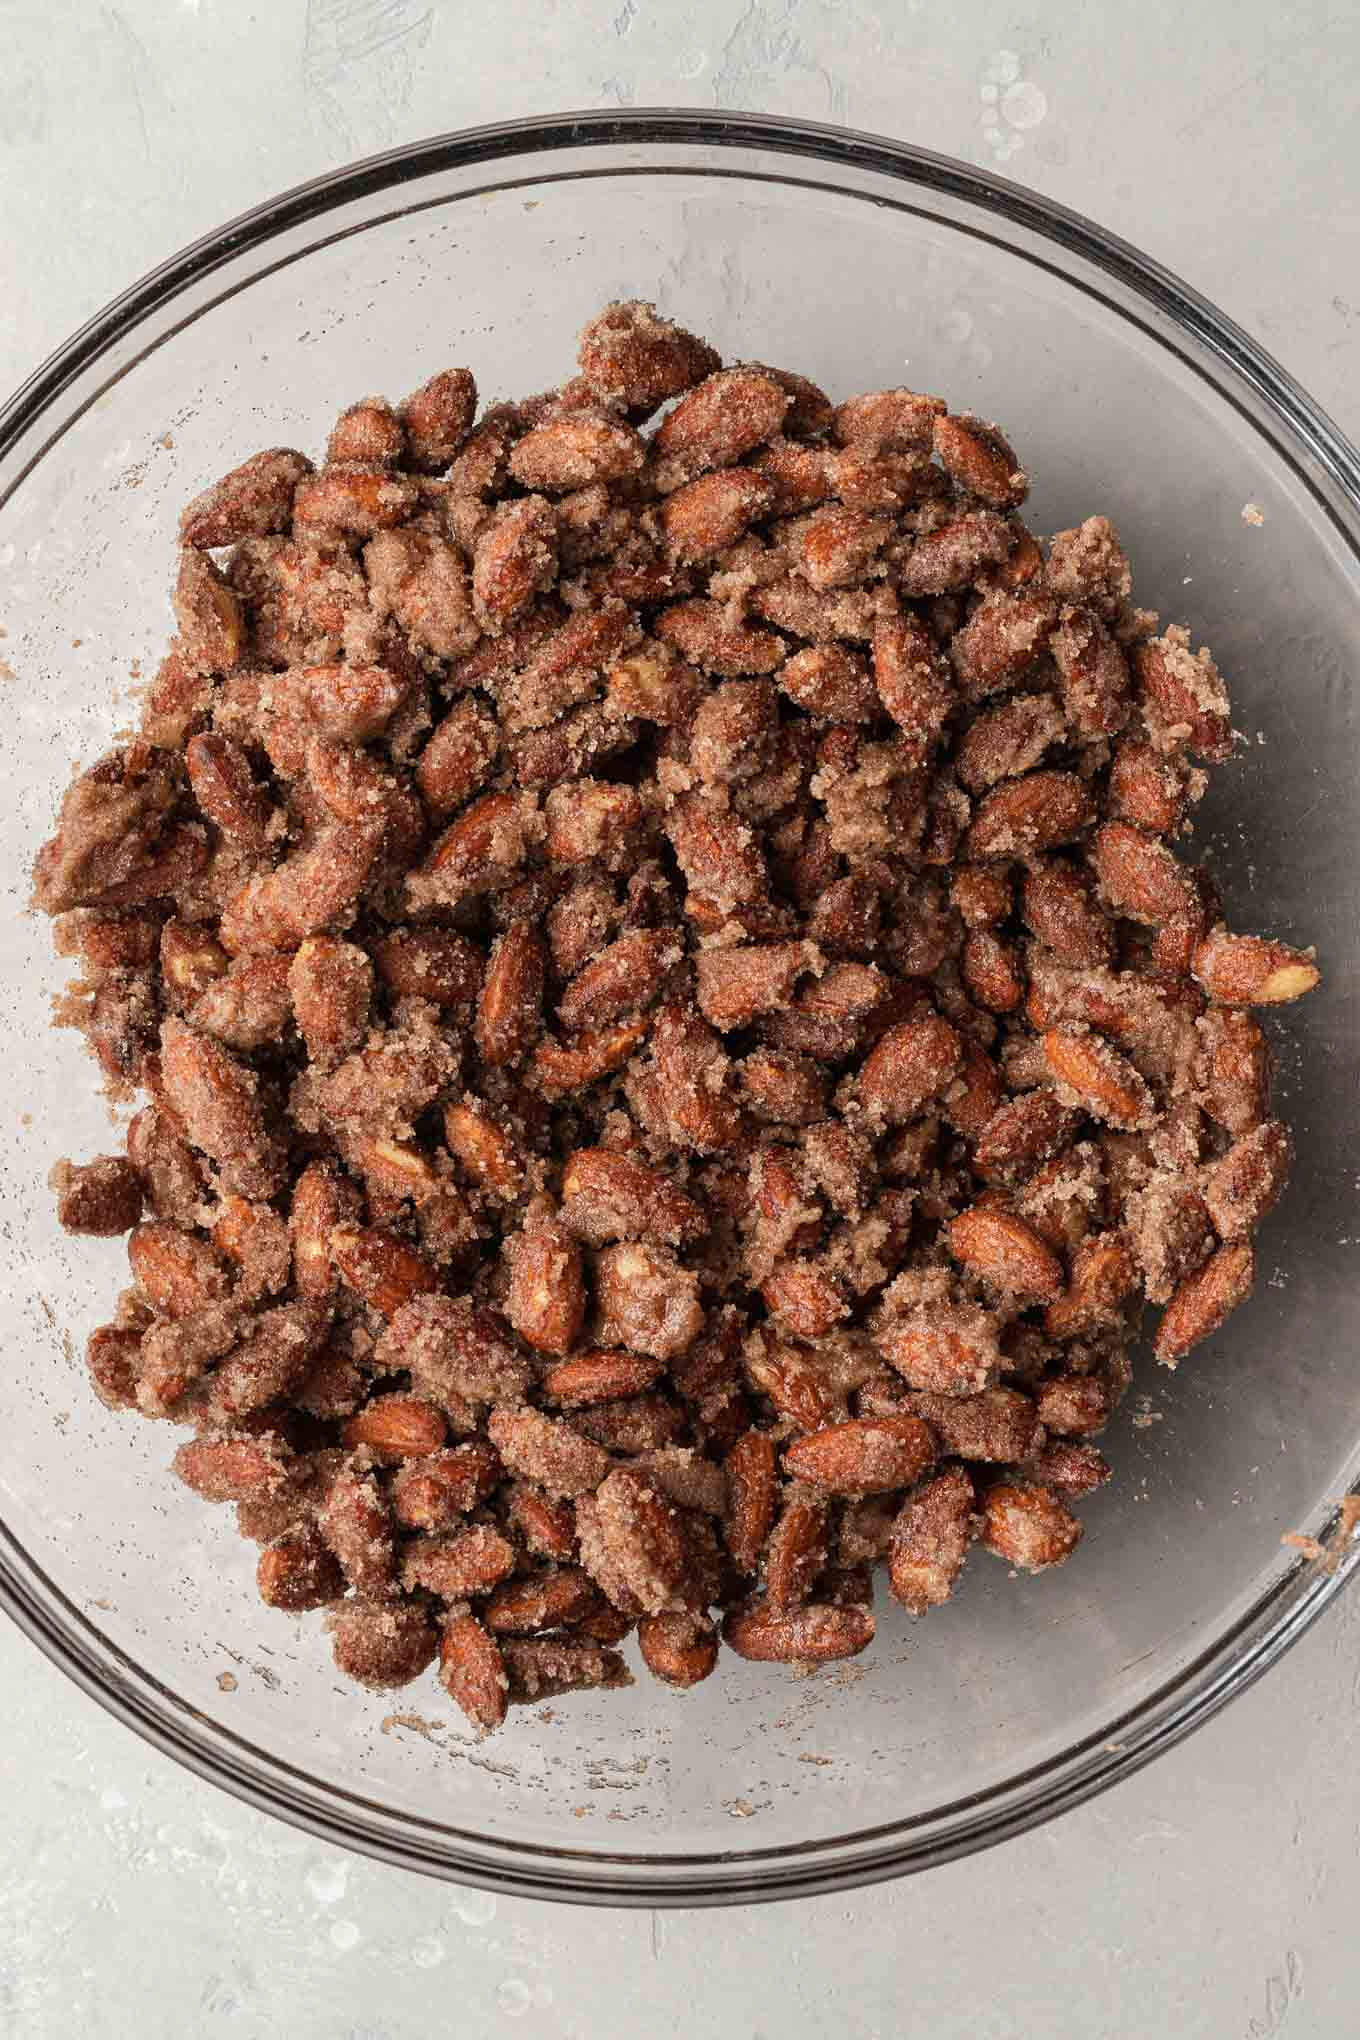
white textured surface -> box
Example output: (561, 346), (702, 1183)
(3, 4), (1358, 2034)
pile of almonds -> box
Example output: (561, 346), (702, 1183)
(34, 301), (1319, 1729)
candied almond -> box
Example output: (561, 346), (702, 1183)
(1154, 1240), (1255, 1365)
(980, 1481), (1082, 1572)
(1192, 927), (1321, 1006)
(833, 387), (944, 453)
(859, 1014), (962, 1126)
(889, 1464), (975, 1613)
(654, 367), (790, 476)
(54, 1156), (143, 1238)
(345, 1394), (448, 1461)
(1044, 1231), (1139, 1339)
(576, 301), (719, 417)
(966, 769), (1093, 861)
(638, 1611), (719, 1687)
(331, 1226), (440, 1319)
(595, 1241), (704, 1362)
(934, 411), (1027, 509)
(1203, 1120), (1291, 1239)
(439, 1612), (509, 1731)
(509, 411), (644, 492)
(1042, 1026), (1153, 1130)
(1133, 629), (1232, 761)
(505, 1220), (586, 1356)
(723, 1599), (874, 1664)
(401, 366), (478, 472)
(327, 1599), (439, 1691)
(948, 1206), (1064, 1302)
(784, 1415), (936, 1497)
(655, 598), (785, 677)
(559, 1147), (705, 1248)
(390, 1444), (503, 1529)
(174, 1433), (295, 1504)
(660, 467), (774, 560)
(575, 1467), (691, 1616)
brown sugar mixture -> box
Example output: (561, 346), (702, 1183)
(34, 302), (1321, 1729)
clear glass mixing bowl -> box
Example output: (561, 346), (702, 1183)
(0, 111), (1355, 1906)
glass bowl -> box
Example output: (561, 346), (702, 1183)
(0, 110), (1356, 1908)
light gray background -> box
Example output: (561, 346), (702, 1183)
(2, 3), (1357, 2034)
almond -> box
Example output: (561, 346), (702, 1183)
(483, 1567), (601, 1636)
(439, 1612), (509, 1731)
(486, 1406), (612, 1499)
(1192, 927), (1321, 1005)
(659, 467), (774, 560)
(638, 1611), (719, 1687)
(1197, 1008), (1273, 1134)
(947, 1206), (1065, 1302)
(966, 769), (1093, 860)
(509, 411), (645, 491)
(559, 1147), (706, 1247)
(783, 1415), (936, 1497)
(872, 610), (955, 740)
(180, 446), (312, 546)
(1202, 1120), (1291, 1238)
(184, 731), (271, 845)
(319, 1464), (397, 1594)
(858, 1014), (962, 1125)
(257, 1528), (345, 1611)
(933, 411), (1027, 508)
(290, 1164), (363, 1298)
(128, 1220), (230, 1319)
(763, 1496), (828, 1611)
(530, 1014), (652, 1098)
(724, 1428), (778, 1574)
(541, 1349), (665, 1406)
(1091, 820), (1201, 926)
(980, 1481), (1082, 1571)
(443, 1100), (526, 1200)
(330, 1226), (440, 1319)
(961, 929), (1026, 1014)
(653, 367), (789, 474)
(723, 1599), (875, 1664)
(476, 924), (546, 1068)
(173, 1433), (294, 1503)
(745, 1339), (837, 1433)
(972, 1090), (1078, 1185)
(1132, 631), (1232, 760)
(402, 1524), (517, 1599)
(1042, 1026), (1153, 1128)
(889, 1464), (975, 1612)
(1044, 1231), (1139, 1339)
(761, 1258), (849, 1341)
(1154, 1240), (1255, 1365)
(505, 1221), (586, 1356)
(557, 929), (680, 1032)
(344, 1394), (448, 1461)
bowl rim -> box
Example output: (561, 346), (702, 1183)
(2, 105), (1357, 1907)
